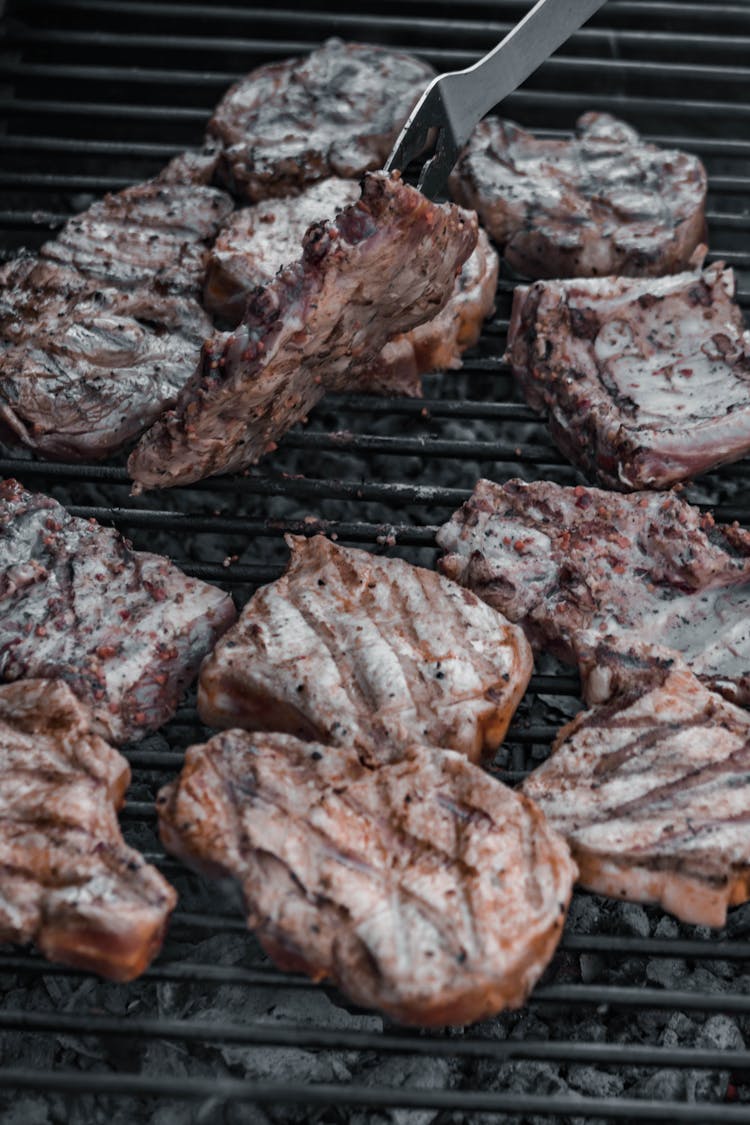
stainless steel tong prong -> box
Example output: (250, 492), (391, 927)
(384, 0), (608, 200)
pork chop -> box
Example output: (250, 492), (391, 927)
(437, 478), (750, 706)
(157, 730), (576, 1026)
(506, 260), (750, 490)
(0, 479), (236, 744)
(128, 173), (477, 490)
(198, 534), (532, 764)
(450, 113), (707, 278)
(0, 678), (176, 979)
(523, 666), (750, 927)
(207, 39), (435, 202)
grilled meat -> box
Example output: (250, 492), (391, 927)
(129, 173), (478, 490)
(437, 478), (750, 706)
(204, 176), (498, 396)
(207, 39), (435, 202)
(523, 666), (750, 927)
(0, 257), (211, 461)
(0, 678), (176, 979)
(158, 730), (576, 1026)
(506, 261), (750, 490)
(0, 479), (236, 744)
(41, 179), (233, 300)
(198, 535), (532, 764)
(450, 113), (707, 279)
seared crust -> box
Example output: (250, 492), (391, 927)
(450, 113), (707, 278)
(198, 534), (532, 764)
(523, 666), (750, 927)
(207, 39), (435, 202)
(157, 731), (576, 1026)
(0, 679), (176, 980)
(129, 173), (477, 490)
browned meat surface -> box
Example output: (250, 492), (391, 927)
(437, 478), (750, 706)
(0, 257), (211, 461)
(204, 176), (498, 396)
(158, 143), (223, 187)
(0, 678), (176, 979)
(41, 179), (233, 299)
(523, 666), (750, 927)
(207, 39), (435, 202)
(129, 173), (477, 490)
(450, 113), (707, 279)
(199, 535), (532, 764)
(158, 730), (576, 1026)
(0, 479), (236, 744)
(506, 261), (750, 490)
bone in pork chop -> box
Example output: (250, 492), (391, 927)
(158, 730), (576, 1026)
(198, 535), (532, 763)
(450, 113), (707, 278)
(0, 479), (236, 744)
(204, 177), (498, 397)
(523, 666), (750, 927)
(41, 178), (233, 300)
(129, 172), (478, 490)
(207, 39), (436, 202)
(506, 261), (750, 490)
(437, 478), (750, 706)
(0, 678), (176, 979)
(0, 257), (211, 461)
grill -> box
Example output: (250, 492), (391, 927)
(1, 1), (750, 1121)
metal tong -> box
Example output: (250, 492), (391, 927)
(384, 0), (608, 200)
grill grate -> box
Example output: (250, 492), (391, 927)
(2, 1), (750, 1121)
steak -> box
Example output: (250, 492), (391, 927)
(41, 179), (233, 300)
(204, 176), (498, 396)
(0, 257), (211, 461)
(450, 113), (707, 278)
(198, 534), (532, 764)
(157, 730), (576, 1026)
(506, 261), (750, 490)
(436, 478), (750, 706)
(0, 678), (176, 979)
(523, 666), (750, 927)
(128, 173), (478, 490)
(0, 479), (236, 744)
(207, 38), (435, 202)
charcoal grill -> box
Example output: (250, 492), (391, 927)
(1, 1), (750, 1122)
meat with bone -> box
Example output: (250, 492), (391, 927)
(41, 179), (233, 300)
(129, 172), (478, 490)
(157, 730), (576, 1026)
(204, 177), (498, 396)
(0, 678), (176, 979)
(506, 260), (750, 490)
(198, 534), (532, 764)
(0, 479), (236, 744)
(450, 113), (707, 279)
(523, 666), (750, 927)
(436, 478), (750, 706)
(207, 39), (435, 202)
(0, 257), (211, 461)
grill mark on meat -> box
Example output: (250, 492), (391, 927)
(129, 172), (478, 491)
(505, 261), (750, 490)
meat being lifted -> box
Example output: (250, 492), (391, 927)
(523, 666), (750, 927)
(437, 478), (750, 707)
(204, 177), (498, 397)
(158, 730), (576, 1026)
(506, 261), (750, 490)
(207, 38), (436, 202)
(0, 679), (176, 979)
(0, 480), (236, 744)
(129, 172), (478, 490)
(450, 113), (707, 279)
(199, 534), (532, 764)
